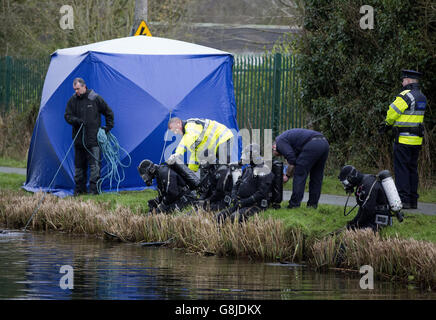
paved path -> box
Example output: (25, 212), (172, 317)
(283, 191), (435, 216)
(1, 166), (434, 215)
(0, 166), (26, 175)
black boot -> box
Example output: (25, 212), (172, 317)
(287, 202), (300, 209)
(410, 200), (418, 209)
(89, 184), (99, 195)
(306, 203), (318, 209)
(74, 185), (87, 196)
(402, 203), (412, 209)
(89, 177), (101, 195)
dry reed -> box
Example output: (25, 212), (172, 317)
(0, 191), (301, 261)
(309, 229), (436, 289)
(1, 191), (434, 288)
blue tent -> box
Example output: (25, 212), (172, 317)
(24, 36), (239, 197)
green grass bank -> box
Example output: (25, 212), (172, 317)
(0, 156), (27, 168)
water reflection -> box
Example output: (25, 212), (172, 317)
(0, 230), (434, 300)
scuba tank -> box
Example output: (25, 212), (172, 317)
(230, 162), (242, 186)
(377, 170), (402, 212)
(215, 165), (232, 191)
(198, 162), (215, 197)
(167, 156), (200, 190)
(271, 160), (283, 208)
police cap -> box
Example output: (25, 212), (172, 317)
(401, 69), (422, 80)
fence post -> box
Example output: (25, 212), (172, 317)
(4, 56), (12, 114)
(0, 57), (3, 113)
(272, 53), (282, 138)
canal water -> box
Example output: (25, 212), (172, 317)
(0, 230), (434, 300)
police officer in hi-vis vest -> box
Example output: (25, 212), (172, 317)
(167, 117), (235, 172)
(379, 69), (427, 209)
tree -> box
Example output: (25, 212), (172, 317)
(132, 0), (148, 35)
(0, 0), (135, 57)
(292, 0), (435, 183)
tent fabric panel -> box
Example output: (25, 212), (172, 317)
(92, 52), (231, 110)
(40, 53), (87, 108)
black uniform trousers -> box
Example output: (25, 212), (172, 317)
(289, 137), (329, 207)
(74, 145), (100, 194)
(393, 142), (420, 205)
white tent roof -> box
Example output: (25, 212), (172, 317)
(53, 36), (230, 56)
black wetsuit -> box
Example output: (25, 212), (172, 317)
(349, 174), (391, 231)
(148, 165), (196, 214)
(216, 163), (274, 223)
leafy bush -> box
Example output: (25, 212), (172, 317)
(0, 102), (38, 161)
(293, 0), (435, 185)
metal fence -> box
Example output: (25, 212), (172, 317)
(0, 54), (303, 136)
(0, 56), (49, 114)
(233, 53), (303, 138)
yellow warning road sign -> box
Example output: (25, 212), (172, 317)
(134, 20), (152, 36)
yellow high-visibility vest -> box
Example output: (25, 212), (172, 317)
(385, 84), (426, 146)
(175, 118), (234, 171)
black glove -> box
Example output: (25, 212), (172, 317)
(239, 196), (253, 207)
(346, 220), (357, 230)
(231, 195), (239, 207)
(233, 200), (242, 208)
(75, 118), (84, 127)
(101, 126), (110, 134)
(344, 185), (354, 194)
(378, 122), (391, 135)
(396, 211), (404, 223)
(156, 203), (166, 213)
(162, 196), (170, 206)
(148, 198), (159, 210)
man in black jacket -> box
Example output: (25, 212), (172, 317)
(64, 78), (114, 195)
(338, 165), (395, 232)
(273, 129), (329, 210)
(138, 159), (196, 214)
(216, 144), (274, 223)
